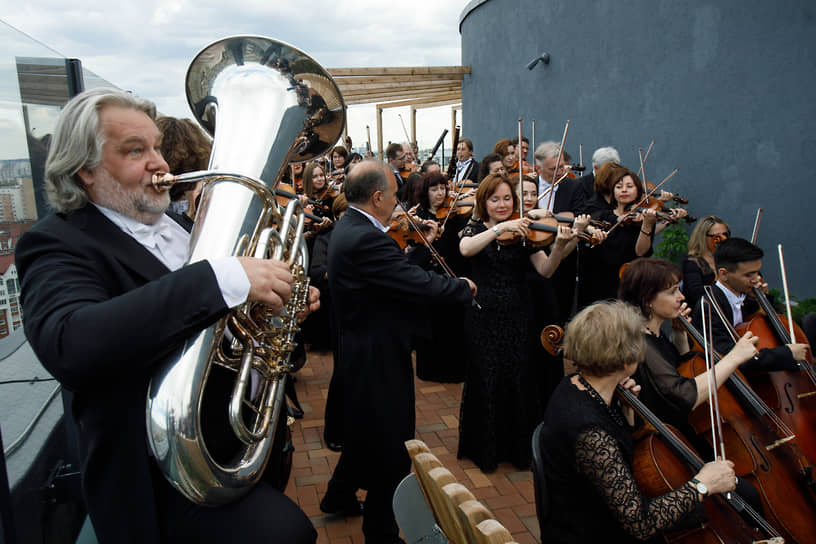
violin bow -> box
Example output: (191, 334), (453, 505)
(518, 117), (524, 217)
(578, 143), (583, 172)
(546, 120), (570, 211)
(531, 119), (536, 156)
(397, 114), (416, 164)
(778, 244), (816, 385)
(701, 298), (729, 483)
(604, 168), (679, 236)
(395, 202), (482, 310)
(751, 208), (763, 245)
(635, 139), (655, 180)
(638, 148), (649, 204)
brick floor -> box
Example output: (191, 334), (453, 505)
(284, 348), (539, 544)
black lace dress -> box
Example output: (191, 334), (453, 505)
(537, 374), (699, 543)
(457, 222), (543, 472)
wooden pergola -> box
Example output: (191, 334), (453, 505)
(327, 66), (470, 159)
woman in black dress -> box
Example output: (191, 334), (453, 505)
(617, 257), (759, 431)
(457, 173), (584, 472)
(681, 216), (731, 310)
(413, 172), (470, 382)
(537, 300), (737, 543)
(579, 162), (659, 307)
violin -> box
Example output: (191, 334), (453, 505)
(435, 197), (474, 220)
(678, 317), (816, 543)
(495, 214), (602, 248)
(387, 210), (433, 250)
(274, 182), (328, 226)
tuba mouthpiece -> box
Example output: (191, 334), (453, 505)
(152, 172), (178, 192)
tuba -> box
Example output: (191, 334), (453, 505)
(146, 36), (345, 505)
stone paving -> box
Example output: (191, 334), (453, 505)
(283, 348), (540, 544)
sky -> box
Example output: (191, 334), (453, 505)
(2, 0), (470, 158)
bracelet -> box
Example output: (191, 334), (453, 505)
(640, 229), (652, 236)
(492, 225), (501, 236)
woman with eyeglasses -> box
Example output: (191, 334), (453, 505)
(681, 216), (730, 310)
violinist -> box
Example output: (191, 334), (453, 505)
(691, 237), (808, 372)
(457, 173), (586, 473)
(536, 300), (738, 544)
(492, 138), (517, 173)
(420, 159), (441, 175)
(413, 172), (470, 383)
(385, 142), (407, 191)
(454, 138), (479, 182)
(579, 163), (663, 307)
(681, 216), (731, 309)
(302, 161), (335, 231)
(533, 142), (586, 324)
(476, 152), (508, 183)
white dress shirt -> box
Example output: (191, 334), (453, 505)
(716, 280), (746, 325)
(94, 204), (250, 308)
(537, 175), (558, 211)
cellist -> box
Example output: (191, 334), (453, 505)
(536, 300), (737, 544)
(690, 237), (808, 372)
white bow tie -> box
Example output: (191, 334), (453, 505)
(735, 293), (746, 306)
(129, 221), (172, 248)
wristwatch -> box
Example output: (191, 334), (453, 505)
(492, 225), (501, 236)
(690, 478), (708, 497)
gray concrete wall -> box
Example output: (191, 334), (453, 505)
(460, 0), (816, 298)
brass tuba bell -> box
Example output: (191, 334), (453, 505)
(146, 35), (344, 505)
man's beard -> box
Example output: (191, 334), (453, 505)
(94, 167), (169, 224)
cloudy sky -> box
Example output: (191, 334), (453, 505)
(3, 0), (470, 157)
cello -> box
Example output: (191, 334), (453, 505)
(679, 313), (816, 543)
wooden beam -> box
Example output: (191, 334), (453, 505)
(376, 94), (462, 109)
(343, 89), (461, 105)
(337, 80), (462, 92)
(329, 66), (471, 77)
(333, 74), (464, 85)
(340, 84), (460, 99)
(412, 102), (461, 110)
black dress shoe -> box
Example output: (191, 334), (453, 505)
(326, 441), (343, 452)
(287, 403), (304, 419)
(319, 494), (364, 517)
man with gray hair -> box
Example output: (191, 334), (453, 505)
(16, 88), (317, 543)
(324, 160), (475, 543)
(533, 140), (581, 213)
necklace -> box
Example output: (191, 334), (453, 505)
(576, 373), (626, 428)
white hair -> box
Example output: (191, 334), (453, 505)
(591, 146), (621, 169)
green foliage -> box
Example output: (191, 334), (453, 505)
(767, 287), (816, 325)
(654, 221), (690, 264)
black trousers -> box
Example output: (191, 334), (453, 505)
(152, 463), (316, 543)
(327, 449), (409, 543)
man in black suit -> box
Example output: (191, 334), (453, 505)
(16, 88), (316, 543)
(692, 237), (807, 372)
(322, 160), (475, 543)
(385, 142), (407, 189)
(532, 141), (584, 324)
(454, 138), (479, 183)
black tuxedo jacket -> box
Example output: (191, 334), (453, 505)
(691, 283), (796, 373)
(572, 173), (595, 214)
(16, 205), (229, 543)
(326, 208), (471, 486)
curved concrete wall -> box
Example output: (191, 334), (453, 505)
(461, 0), (816, 297)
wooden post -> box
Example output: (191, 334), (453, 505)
(377, 106), (384, 161)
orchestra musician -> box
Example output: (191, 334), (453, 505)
(454, 138), (479, 182)
(457, 173), (586, 472)
(16, 88), (317, 544)
(302, 160), (335, 228)
(476, 152), (508, 183)
(536, 300), (737, 544)
(492, 138), (517, 173)
(322, 160), (475, 544)
(691, 237), (808, 372)
(681, 215), (731, 310)
(573, 146), (621, 214)
(155, 116), (210, 227)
